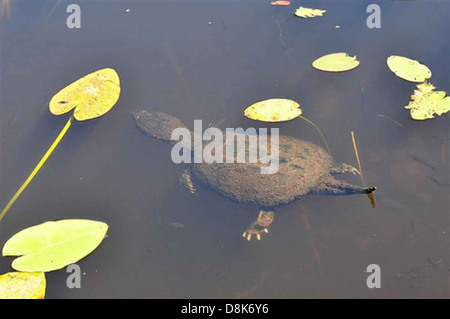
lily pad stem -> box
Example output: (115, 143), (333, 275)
(0, 115), (74, 222)
(298, 116), (331, 154)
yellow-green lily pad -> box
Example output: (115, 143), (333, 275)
(244, 98), (302, 122)
(312, 53), (360, 72)
(0, 272), (46, 299)
(3, 219), (108, 272)
(49, 68), (121, 121)
(405, 82), (450, 120)
(387, 56), (432, 83)
(295, 7), (326, 18)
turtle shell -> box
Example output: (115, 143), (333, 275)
(192, 135), (334, 207)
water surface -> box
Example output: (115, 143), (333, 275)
(1, 0), (449, 298)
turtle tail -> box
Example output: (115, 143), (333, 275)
(133, 110), (190, 144)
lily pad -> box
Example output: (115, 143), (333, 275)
(244, 98), (302, 122)
(387, 56), (432, 83)
(0, 272), (46, 299)
(49, 68), (121, 121)
(1, 69), (121, 223)
(405, 82), (450, 120)
(3, 220), (108, 272)
(295, 7), (326, 18)
(312, 53), (360, 72)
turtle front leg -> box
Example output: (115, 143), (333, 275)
(330, 163), (360, 176)
(243, 209), (274, 241)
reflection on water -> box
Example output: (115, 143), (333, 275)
(0, 0), (449, 298)
(0, 0), (10, 19)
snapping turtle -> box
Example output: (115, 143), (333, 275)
(133, 110), (376, 241)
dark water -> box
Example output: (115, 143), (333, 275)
(1, 0), (449, 298)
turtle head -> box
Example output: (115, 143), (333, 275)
(363, 186), (377, 194)
(133, 110), (189, 142)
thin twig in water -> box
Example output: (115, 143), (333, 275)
(351, 132), (376, 208)
(351, 131), (366, 187)
(164, 41), (194, 110)
(377, 114), (408, 132)
(275, 19), (287, 48)
(301, 213), (322, 271)
(234, 272), (268, 299)
(427, 176), (450, 188)
(47, 0), (62, 19)
(285, 14), (295, 22)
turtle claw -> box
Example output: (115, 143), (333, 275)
(243, 225), (270, 241)
(243, 210), (274, 241)
(331, 163), (360, 176)
(341, 164), (360, 175)
(243, 229), (266, 241)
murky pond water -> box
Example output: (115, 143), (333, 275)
(1, 0), (449, 298)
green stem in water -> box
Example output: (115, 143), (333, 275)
(0, 116), (74, 222)
(298, 116), (331, 154)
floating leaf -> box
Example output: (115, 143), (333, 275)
(271, 1), (291, 6)
(312, 53), (360, 72)
(244, 99), (302, 122)
(49, 68), (121, 121)
(0, 70), (121, 222)
(3, 220), (108, 272)
(0, 272), (46, 299)
(387, 56), (431, 83)
(295, 7), (326, 18)
(244, 99), (330, 153)
(405, 82), (450, 120)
